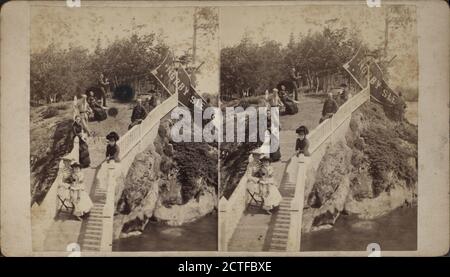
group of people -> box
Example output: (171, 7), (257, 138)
(248, 124), (311, 215)
(59, 127), (121, 221)
(62, 85), (123, 221)
(268, 85), (299, 115)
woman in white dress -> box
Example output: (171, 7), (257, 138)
(70, 163), (93, 220)
(258, 156), (282, 214)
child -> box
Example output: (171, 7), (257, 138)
(70, 163), (93, 220)
(258, 156), (282, 214)
(105, 131), (121, 163)
(295, 125), (310, 157)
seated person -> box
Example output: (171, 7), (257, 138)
(279, 85), (298, 115)
(128, 99), (147, 130)
(258, 156), (282, 214)
(70, 162), (93, 220)
(87, 91), (107, 121)
(105, 131), (120, 163)
(320, 92), (338, 123)
(295, 125), (310, 157)
(57, 159), (76, 206)
(247, 152), (265, 194)
(339, 84), (349, 104)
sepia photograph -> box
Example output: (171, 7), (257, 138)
(1, 1), (448, 259)
(219, 5), (418, 252)
(29, 5), (219, 252)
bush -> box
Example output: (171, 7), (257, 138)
(55, 103), (69, 110)
(42, 107), (59, 119)
(172, 142), (218, 202)
(360, 125), (417, 195)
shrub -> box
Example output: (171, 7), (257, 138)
(360, 125), (417, 195)
(42, 107), (59, 119)
(172, 142), (218, 202)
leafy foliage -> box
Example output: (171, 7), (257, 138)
(31, 34), (168, 103)
(172, 142), (218, 202)
(220, 26), (367, 98)
(357, 103), (418, 196)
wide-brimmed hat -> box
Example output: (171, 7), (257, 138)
(71, 162), (81, 168)
(260, 155), (271, 162)
(106, 131), (120, 142)
(296, 125), (309, 135)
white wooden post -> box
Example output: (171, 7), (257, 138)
(101, 161), (116, 252)
(218, 196), (229, 252)
(287, 154), (307, 251)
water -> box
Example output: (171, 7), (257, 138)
(112, 213), (218, 251)
(301, 206), (417, 251)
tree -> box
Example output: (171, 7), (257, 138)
(30, 33), (168, 103)
(383, 6), (414, 59)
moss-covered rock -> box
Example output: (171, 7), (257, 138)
(303, 101), (418, 232)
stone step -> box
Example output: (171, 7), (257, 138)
(275, 219), (291, 224)
(82, 246), (100, 251)
(82, 238), (101, 245)
(84, 233), (102, 240)
(268, 247), (285, 252)
(87, 218), (103, 224)
(85, 230), (103, 236)
(272, 233), (289, 239)
(86, 221), (103, 226)
(89, 211), (103, 215)
(269, 241), (287, 249)
(271, 238), (288, 245)
(272, 227), (289, 234)
(277, 214), (291, 219)
(274, 223), (290, 229)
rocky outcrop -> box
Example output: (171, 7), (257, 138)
(114, 118), (218, 238)
(153, 183), (217, 226)
(303, 102), (418, 233)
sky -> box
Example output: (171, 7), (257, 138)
(220, 5), (418, 91)
(31, 6), (219, 95)
(30, 5), (418, 94)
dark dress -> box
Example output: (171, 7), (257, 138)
(88, 96), (107, 121)
(129, 105), (148, 129)
(267, 117), (281, 162)
(72, 122), (91, 168)
(295, 138), (311, 156)
(322, 98), (339, 117)
(280, 91), (298, 115)
(106, 144), (120, 162)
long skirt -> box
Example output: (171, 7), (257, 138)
(269, 134), (281, 162)
(79, 139), (91, 168)
(72, 190), (93, 217)
(261, 183), (282, 210)
(281, 98), (298, 115)
(91, 106), (107, 121)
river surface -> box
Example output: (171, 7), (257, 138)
(112, 213), (217, 251)
(301, 206), (417, 251)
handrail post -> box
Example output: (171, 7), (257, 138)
(218, 196), (229, 252)
(286, 154), (307, 251)
(101, 161), (116, 252)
